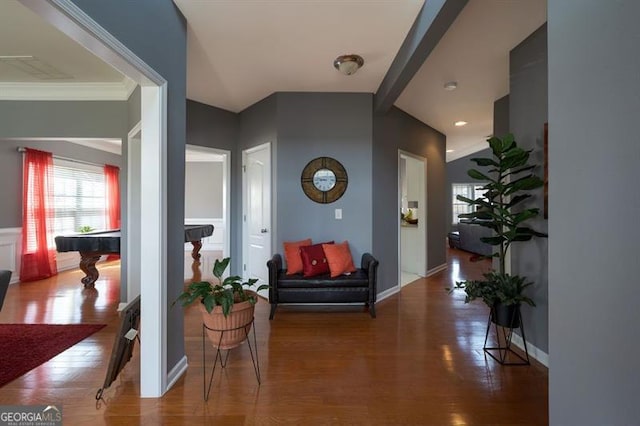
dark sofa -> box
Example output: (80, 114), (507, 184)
(456, 220), (493, 256)
(267, 252), (379, 319)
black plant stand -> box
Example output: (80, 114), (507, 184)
(483, 305), (530, 366)
(202, 318), (261, 401)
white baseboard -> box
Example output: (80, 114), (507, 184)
(426, 263), (448, 277)
(376, 285), (400, 302)
(511, 333), (549, 367)
(166, 355), (189, 393)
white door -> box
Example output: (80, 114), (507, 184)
(243, 143), (271, 286)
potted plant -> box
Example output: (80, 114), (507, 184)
(175, 257), (269, 349)
(449, 134), (547, 328)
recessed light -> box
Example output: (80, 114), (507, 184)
(446, 149), (454, 153)
(444, 81), (458, 91)
(454, 121), (467, 127)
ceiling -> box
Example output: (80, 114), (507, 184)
(1, 0), (547, 162)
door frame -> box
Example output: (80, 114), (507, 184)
(397, 150), (428, 288)
(242, 142), (272, 284)
(185, 144), (231, 258)
(23, 0), (169, 397)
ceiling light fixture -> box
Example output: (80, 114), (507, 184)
(444, 81), (458, 91)
(446, 149), (455, 153)
(334, 54), (364, 76)
(454, 121), (468, 127)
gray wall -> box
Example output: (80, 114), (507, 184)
(0, 100), (127, 139)
(0, 138), (122, 228)
(548, 1), (640, 424)
(71, 0), (188, 376)
(185, 162), (223, 218)
(493, 94), (510, 139)
(509, 24), (548, 354)
(237, 94), (278, 273)
(373, 106), (447, 293)
(0, 100), (128, 229)
(275, 93), (373, 262)
(186, 100), (240, 270)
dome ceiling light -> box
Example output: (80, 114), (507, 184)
(333, 54), (364, 76)
(444, 81), (458, 91)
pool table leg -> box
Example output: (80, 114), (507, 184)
(79, 252), (102, 288)
(190, 240), (203, 260)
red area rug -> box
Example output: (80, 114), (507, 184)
(0, 323), (106, 387)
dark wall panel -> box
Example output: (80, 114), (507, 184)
(275, 93), (373, 261)
(71, 0), (188, 376)
(510, 23), (548, 353)
(373, 107), (446, 293)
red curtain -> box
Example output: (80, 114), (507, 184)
(20, 148), (57, 282)
(104, 165), (121, 230)
(104, 165), (120, 261)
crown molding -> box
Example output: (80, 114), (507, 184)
(0, 80), (134, 101)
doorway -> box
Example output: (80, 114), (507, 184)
(184, 145), (230, 278)
(398, 151), (427, 287)
(242, 143), (271, 288)
(24, 0), (169, 397)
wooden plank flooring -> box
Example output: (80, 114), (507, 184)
(0, 249), (548, 425)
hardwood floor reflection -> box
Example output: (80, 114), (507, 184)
(0, 248), (548, 425)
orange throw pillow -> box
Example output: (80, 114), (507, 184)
(283, 239), (312, 275)
(322, 241), (357, 278)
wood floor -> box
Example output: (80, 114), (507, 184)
(0, 249), (548, 425)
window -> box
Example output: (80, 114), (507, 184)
(452, 183), (488, 224)
(52, 159), (106, 235)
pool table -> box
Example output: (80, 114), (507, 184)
(55, 224), (214, 288)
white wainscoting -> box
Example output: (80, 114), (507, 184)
(0, 227), (100, 283)
(0, 228), (20, 284)
(184, 218), (224, 252)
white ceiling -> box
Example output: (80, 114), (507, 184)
(174, 0), (425, 112)
(1, 0), (547, 161)
(396, 0), (547, 160)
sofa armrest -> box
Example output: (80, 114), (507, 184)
(267, 253), (283, 302)
(361, 253), (379, 303)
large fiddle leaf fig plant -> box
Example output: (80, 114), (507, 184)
(450, 134), (547, 307)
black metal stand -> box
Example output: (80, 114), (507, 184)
(202, 318), (261, 401)
(483, 305), (530, 366)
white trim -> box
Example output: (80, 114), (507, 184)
(185, 144), (231, 258)
(0, 228), (22, 235)
(123, 77), (138, 99)
(166, 356), (189, 391)
(126, 122), (142, 306)
(20, 0), (170, 398)
(140, 84), (168, 397)
(0, 228), (21, 283)
(242, 142), (272, 283)
(398, 150), (428, 288)
(511, 333), (549, 367)
(376, 286), (401, 303)
(0, 81), (134, 101)
(20, 0), (165, 86)
(426, 263), (448, 277)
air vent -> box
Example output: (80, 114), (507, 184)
(0, 55), (72, 80)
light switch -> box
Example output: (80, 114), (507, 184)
(335, 208), (342, 220)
